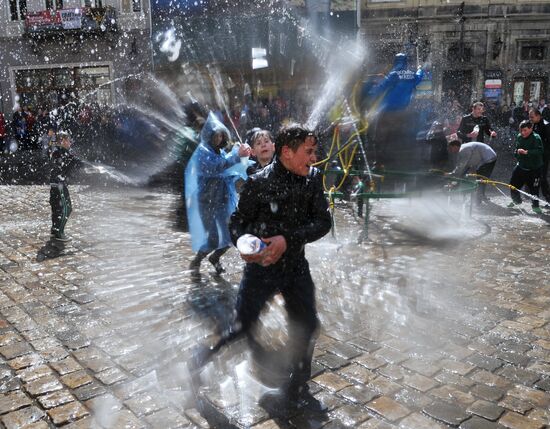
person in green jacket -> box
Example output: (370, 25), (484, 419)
(508, 120), (544, 213)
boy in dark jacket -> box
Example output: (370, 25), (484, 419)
(508, 121), (544, 213)
(49, 131), (81, 241)
(191, 124), (332, 416)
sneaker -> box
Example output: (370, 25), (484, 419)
(189, 253), (204, 271)
(533, 206), (543, 214)
(54, 233), (71, 242)
(208, 255), (225, 274)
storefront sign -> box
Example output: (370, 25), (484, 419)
(484, 79), (502, 89)
(484, 70), (503, 80)
(483, 88), (502, 100)
(60, 9), (82, 30)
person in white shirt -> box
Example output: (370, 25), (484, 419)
(447, 140), (497, 204)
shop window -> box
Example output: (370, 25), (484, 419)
(9, 0), (27, 21)
(520, 46), (544, 61)
(514, 79), (546, 104)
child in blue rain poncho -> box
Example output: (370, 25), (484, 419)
(185, 112), (251, 273)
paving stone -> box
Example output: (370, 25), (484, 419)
(84, 393), (124, 416)
(366, 396), (411, 421)
(0, 342), (34, 360)
(368, 376), (402, 396)
(0, 391), (32, 415)
(434, 370), (476, 389)
(0, 405), (45, 429)
(393, 388), (433, 409)
(73, 381), (107, 401)
(439, 359), (476, 376)
(533, 377), (550, 392)
(498, 411), (545, 429)
(338, 385), (379, 404)
(375, 347), (408, 365)
(145, 407), (190, 428)
(378, 364), (407, 381)
(313, 372), (352, 392)
(459, 416), (507, 429)
(348, 337), (381, 353)
(8, 353), (43, 370)
(37, 390), (75, 409)
(60, 369), (93, 389)
(358, 416), (396, 428)
(498, 366), (540, 386)
(50, 356), (82, 375)
(401, 358), (440, 377)
(497, 396), (533, 415)
(466, 354), (504, 372)
(430, 385), (476, 406)
(324, 342), (362, 360)
(16, 364), (53, 383)
(124, 392), (166, 417)
(354, 353), (386, 370)
(330, 404), (370, 426)
(423, 402), (470, 427)
(0, 332), (21, 347)
(338, 363), (376, 384)
(95, 366), (128, 385)
(47, 401), (89, 425)
(399, 412), (445, 428)
(494, 351), (531, 367)
(402, 372), (438, 392)
(467, 400), (505, 421)
(316, 352), (351, 370)
(470, 370), (510, 389)
(470, 384), (506, 402)
(25, 374), (63, 396)
(506, 385), (550, 408)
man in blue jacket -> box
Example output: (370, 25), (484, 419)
(367, 53), (425, 168)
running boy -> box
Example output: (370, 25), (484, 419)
(193, 124), (332, 415)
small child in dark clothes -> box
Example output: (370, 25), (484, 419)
(49, 131), (82, 241)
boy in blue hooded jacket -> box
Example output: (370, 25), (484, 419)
(185, 112), (250, 273)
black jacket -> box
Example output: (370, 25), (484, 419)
(230, 157), (331, 272)
(49, 147), (81, 184)
(457, 114), (494, 143)
(533, 119), (550, 161)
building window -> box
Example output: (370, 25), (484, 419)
(82, 0), (102, 7)
(10, 0), (27, 21)
(132, 0), (141, 12)
(45, 0), (63, 10)
(448, 44), (471, 62)
(520, 46), (545, 61)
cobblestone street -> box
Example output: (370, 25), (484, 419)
(0, 183), (549, 429)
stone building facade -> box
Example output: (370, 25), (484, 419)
(0, 0), (153, 112)
(361, 0), (550, 106)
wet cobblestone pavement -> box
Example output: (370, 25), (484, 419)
(0, 179), (549, 428)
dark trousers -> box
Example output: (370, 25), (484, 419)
(476, 160), (496, 201)
(50, 184), (72, 235)
(510, 166), (541, 208)
(357, 197), (364, 217)
(540, 158), (550, 201)
(213, 263), (319, 393)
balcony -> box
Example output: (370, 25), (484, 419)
(24, 6), (117, 37)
